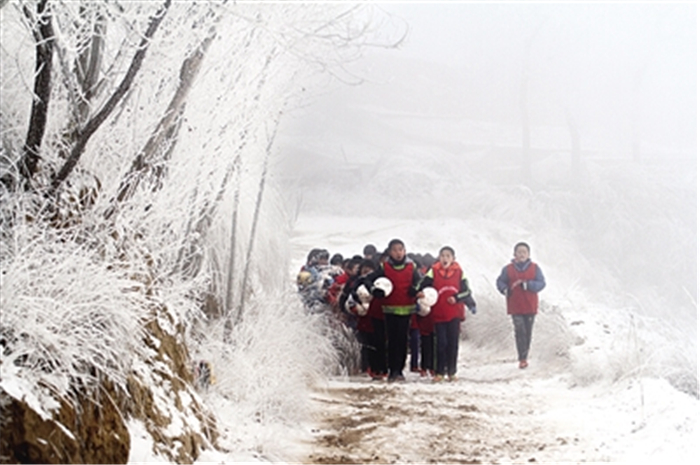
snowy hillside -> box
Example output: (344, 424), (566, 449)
(270, 6), (697, 458)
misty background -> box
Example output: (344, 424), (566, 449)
(277, 3), (695, 182)
(277, 2), (697, 389)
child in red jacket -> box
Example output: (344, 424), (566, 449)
(344, 259), (385, 378)
(365, 239), (421, 382)
(410, 311), (435, 377)
(496, 242), (546, 369)
(418, 246), (476, 382)
(410, 255), (434, 376)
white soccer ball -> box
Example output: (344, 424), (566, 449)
(417, 303), (431, 317)
(356, 302), (370, 316)
(418, 287), (438, 307)
(356, 284), (372, 304)
(373, 277), (393, 297)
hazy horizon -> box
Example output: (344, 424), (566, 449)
(278, 2), (696, 169)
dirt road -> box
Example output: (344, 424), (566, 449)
(302, 351), (644, 464)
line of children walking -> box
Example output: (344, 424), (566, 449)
(297, 239), (546, 381)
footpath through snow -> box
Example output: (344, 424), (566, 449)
(300, 345), (698, 463)
(288, 214), (697, 464)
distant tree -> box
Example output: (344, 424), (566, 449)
(516, 16), (544, 185)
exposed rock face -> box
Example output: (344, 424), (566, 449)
(0, 381), (130, 464)
(0, 305), (217, 464)
(125, 306), (218, 464)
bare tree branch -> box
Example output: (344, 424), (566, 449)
(231, 110), (282, 328)
(109, 28), (216, 211)
(51, 0), (172, 191)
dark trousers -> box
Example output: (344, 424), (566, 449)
(357, 330), (371, 372)
(370, 317), (387, 375)
(435, 319), (461, 376)
(410, 328), (420, 370)
(420, 333), (434, 372)
(385, 313), (410, 378)
(410, 329), (434, 372)
(511, 314), (536, 361)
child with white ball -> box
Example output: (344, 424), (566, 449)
(364, 239), (422, 382)
(417, 246), (477, 382)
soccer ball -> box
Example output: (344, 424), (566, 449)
(373, 277), (393, 297)
(418, 286), (438, 307)
(417, 303), (431, 316)
(356, 284), (372, 303)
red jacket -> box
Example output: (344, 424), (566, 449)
(356, 312), (373, 333)
(367, 297), (384, 320)
(380, 260), (417, 315)
(430, 262), (466, 323)
(505, 263), (539, 315)
(411, 313), (434, 335)
(326, 272), (348, 306)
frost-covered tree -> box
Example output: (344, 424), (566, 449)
(0, 1), (398, 461)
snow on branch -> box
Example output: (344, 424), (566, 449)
(51, 0), (172, 191)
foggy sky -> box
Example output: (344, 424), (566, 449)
(287, 2), (696, 158)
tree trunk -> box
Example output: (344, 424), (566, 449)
(17, 0), (54, 185)
(224, 153), (243, 315)
(232, 112), (282, 328)
(519, 68), (532, 184)
(517, 22), (543, 187)
(109, 28), (216, 211)
(565, 108), (582, 177)
(75, 6), (106, 127)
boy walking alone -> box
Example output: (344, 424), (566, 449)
(496, 242), (546, 369)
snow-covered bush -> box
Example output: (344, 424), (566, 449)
(0, 217), (149, 414)
(181, 291), (337, 459)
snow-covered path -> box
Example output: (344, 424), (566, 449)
(290, 214), (697, 464)
(301, 346), (697, 463)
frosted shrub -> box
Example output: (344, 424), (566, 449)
(0, 221), (149, 414)
(190, 292), (336, 455)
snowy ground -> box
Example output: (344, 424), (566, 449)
(300, 349), (697, 464)
(289, 213), (698, 464)
(143, 211), (698, 464)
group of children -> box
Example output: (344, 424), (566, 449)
(297, 239), (545, 382)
